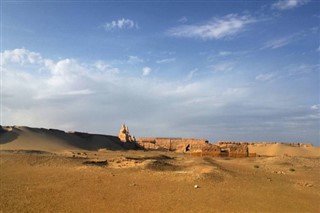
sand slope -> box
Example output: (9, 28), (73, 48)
(249, 143), (320, 157)
(1, 150), (319, 213)
(0, 126), (130, 152)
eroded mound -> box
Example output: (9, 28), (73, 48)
(144, 160), (180, 171)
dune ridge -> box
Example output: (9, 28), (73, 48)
(248, 143), (320, 157)
(0, 126), (132, 152)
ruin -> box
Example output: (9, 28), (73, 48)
(131, 130), (312, 158)
(118, 124), (136, 143)
(218, 142), (249, 158)
(137, 137), (208, 152)
(137, 137), (252, 157)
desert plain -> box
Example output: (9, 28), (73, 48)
(1, 126), (319, 213)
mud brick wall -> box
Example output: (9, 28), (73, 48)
(137, 137), (208, 152)
(218, 143), (249, 158)
(217, 141), (312, 147)
(248, 153), (257, 157)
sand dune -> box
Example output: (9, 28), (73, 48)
(249, 143), (320, 157)
(0, 126), (132, 152)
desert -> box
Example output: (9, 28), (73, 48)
(2, 0), (319, 212)
(1, 125), (319, 213)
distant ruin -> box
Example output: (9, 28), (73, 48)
(137, 137), (251, 158)
(217, 141), (313, 148)
(119, 126), (313, 157)
(216, 142), (249, 158)
(118, 124), (136, 143)
(137, 137), (208, 152)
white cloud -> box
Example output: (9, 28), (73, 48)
(187, 68), (198, 80)
(210, 62), (234, 72)
(207, 50), (250, 61)
(272, 0), (310, 10)
(94, 61), (119, 74)
(101, 18), (138, 31)
(262, 33), (302, 49)
(34, 89), (95, 100)
(2, 48), (319, 144)
(311, 105), (319, 110)
(178, 16), (188, 23)
(167, 14), (256, 40)
(256, 73), (275, 81)
(63, 89), (94, 96)
(51, 58), (84, 76)
(142, 67), (151, 76)
(156, 58), (176, 64)
(167, 82), (201, 96)
(1, 48), (43, 65)
(128, 55), (144, 64)
(287, 63), (320, 75)
(263, 37), (293, 49)
(219, 51), (232, 56)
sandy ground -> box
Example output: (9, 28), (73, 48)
(1, 150), (319, 213)
(1, 126), (319, 212)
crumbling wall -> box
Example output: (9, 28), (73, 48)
(200, 144), (221, 157)
(218, 143), (249, 158)
(217, 141), (313, 147)
(228, 145), (248, 158)
(137, 137), (208, 152)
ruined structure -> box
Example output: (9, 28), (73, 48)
(194, 144), (221, 157)
(217, 141), (313, 147)
(218, 142), (249, 158)
(137, 137), (251, 157)
(136, 136), (312, 158)
(137, 137), (208, 152)
(118, 124), (136, 143)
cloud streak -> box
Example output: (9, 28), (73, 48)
(262, 32), (303, 49)
(255, 73), (275, 81)
(156, 58), (176, 64)
(101, 18), (138, 31)
(210, 62), (234, 72)
(272, 0), (310, 10)
(178, 16), (188, 23)
(128, 55), (144, 64)
(167, 14), (256, 40)
(263, 37), (294, 49)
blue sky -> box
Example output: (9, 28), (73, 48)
(1, 0), (319, 145)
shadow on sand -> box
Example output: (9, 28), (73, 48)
(0, 131), (19, 145)
(1, 126), (140, 152)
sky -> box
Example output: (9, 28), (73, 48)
(1, 0), (319, 145)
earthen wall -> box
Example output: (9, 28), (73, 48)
(137, 137), (208, 152)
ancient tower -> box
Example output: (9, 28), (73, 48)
(118, 124), (136, 142)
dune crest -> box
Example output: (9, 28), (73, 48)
(0, 126), (128, 152)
